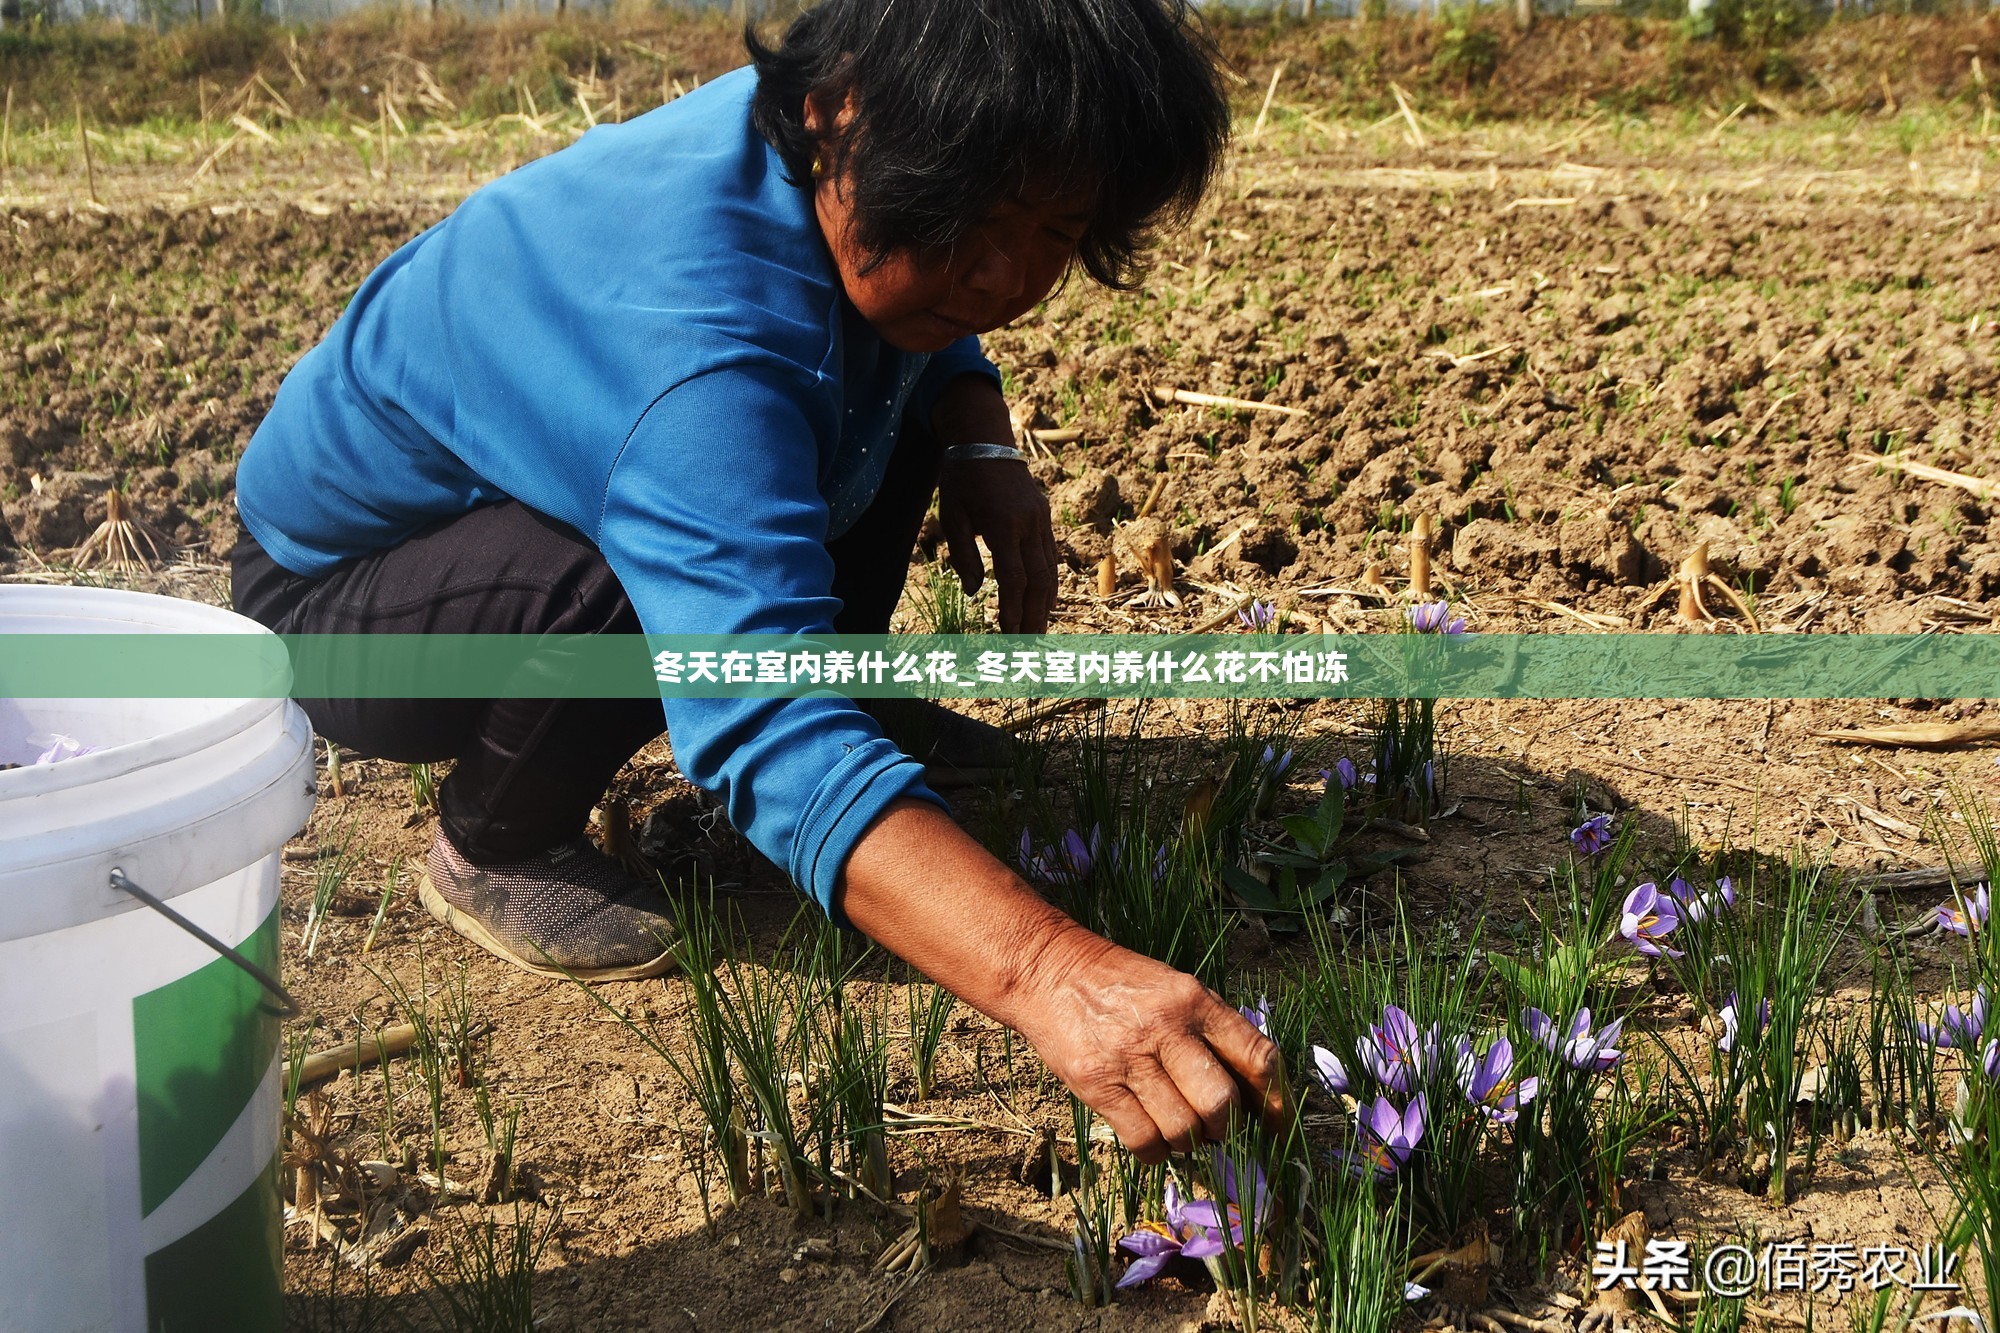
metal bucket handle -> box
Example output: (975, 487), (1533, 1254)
(109, 868), (300, 1018)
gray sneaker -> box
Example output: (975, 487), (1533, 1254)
(417, 829), (678, 981)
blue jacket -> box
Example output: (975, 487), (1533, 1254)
(237, 66), (997, 916)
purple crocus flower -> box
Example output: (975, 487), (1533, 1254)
(1238, 996), (1271, 1039)
(1526, 1007), (1625, 1073)
(1237, 600), (1278, 632)
(1260, 744), (1294, 778)
(1015, 828), (1038, 876)
(1115, 1180), (1197, 1288)
(1310, 1044), (1351, 1097)
(1116, 1150), (1275, 1289)
(1668, 875), (1736, 926)
(1115, 1226), (1182, 1288)
(1454, 1036), (1538, 1124)
(1984, 1039), (2000, 1082)
(1620, 882), (1684, 958)
(1324, 758), (1379, 788)
(1717, 992), (1770, 1053)
(1917, 989), (1990, 1053)
(1408, 601), (1468, 635)
(1343, 1093), (1427, 1179)
(1183, 1150), (1272, 1251)
(1937, 883), (1992, 936)
(1115, 1161), (1270, 1288)
(1017, 825), (1100, 886)
(1570, 813), (1615, 857)
(1029, 833), (1165, 890)
(1357, 1005), (1439, 1094)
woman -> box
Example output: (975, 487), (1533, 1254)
(232, 0), (1281, 1163)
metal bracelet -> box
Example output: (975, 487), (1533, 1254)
(941, 442), (1026, 464)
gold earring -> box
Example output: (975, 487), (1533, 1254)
(810, 155), (824, 178)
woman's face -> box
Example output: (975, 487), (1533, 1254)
(806, 97), (1091, 354)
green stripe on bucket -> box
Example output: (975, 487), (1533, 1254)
(143, 1154), (282, 1333)
(133, 905), (282, 1216)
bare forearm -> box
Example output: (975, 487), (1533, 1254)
(837, 797), (1286, 1163)
(838, 798), (1102, 1032)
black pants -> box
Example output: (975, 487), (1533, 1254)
(232, 424), (941, 862)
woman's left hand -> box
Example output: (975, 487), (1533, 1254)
(930, 373), (1059, 633)
(938, 458), (1059, 633)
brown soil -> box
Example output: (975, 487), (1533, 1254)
(258, 697), (1989, 1332)
(4, 30), (1999, 1331)
(0, 205), (428, 557)
(8, 124), (1998, 624)
(1010, 155), (2000, 633)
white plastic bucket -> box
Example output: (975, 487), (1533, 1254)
(0, 586), (316, 1333)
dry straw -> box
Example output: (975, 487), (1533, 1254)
(1151, 383), (1306, 418)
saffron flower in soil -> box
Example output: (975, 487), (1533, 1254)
(1620, 881), (1684, 958)
(1936, 883), (1992, 936)
(1117, 1156), (1272, 1288)
(1342, 1093), (1427, 1179)
(1016, 826), (1100, 886)
(1115, 1180), (1204, 1289)
(1526, 1007), (1625, 1073)
(1320, 757), (1378, 789)
(1985, 1040), (2000, 1082)
(1408, 601), (1468, 635)
(1917, 988), (1990, 1053)
(1310, 1044), (1351, 1097)
(1570, 813), (1615, 857)
(1668, 875), (1736, 925)
(1260, 744), (1294, 778)
(1237, 600), (1278, 632)
(1455, 1036), (1538, 1124)
(1357, 1005), (1440, 1094)
(1239, 996), (1271, 1039)
(1717, 992), (1770, 1053)
(1197, 1151), (1272, 1247)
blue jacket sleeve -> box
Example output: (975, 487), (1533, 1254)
(909, 335), (1002, 427)
(597, 362), (946, 920)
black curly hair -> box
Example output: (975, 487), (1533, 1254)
(749, 0), (1230, 291)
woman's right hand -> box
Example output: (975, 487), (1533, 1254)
(1005, 921), (1287, 1163)
(839, 799), (1286, 1164)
